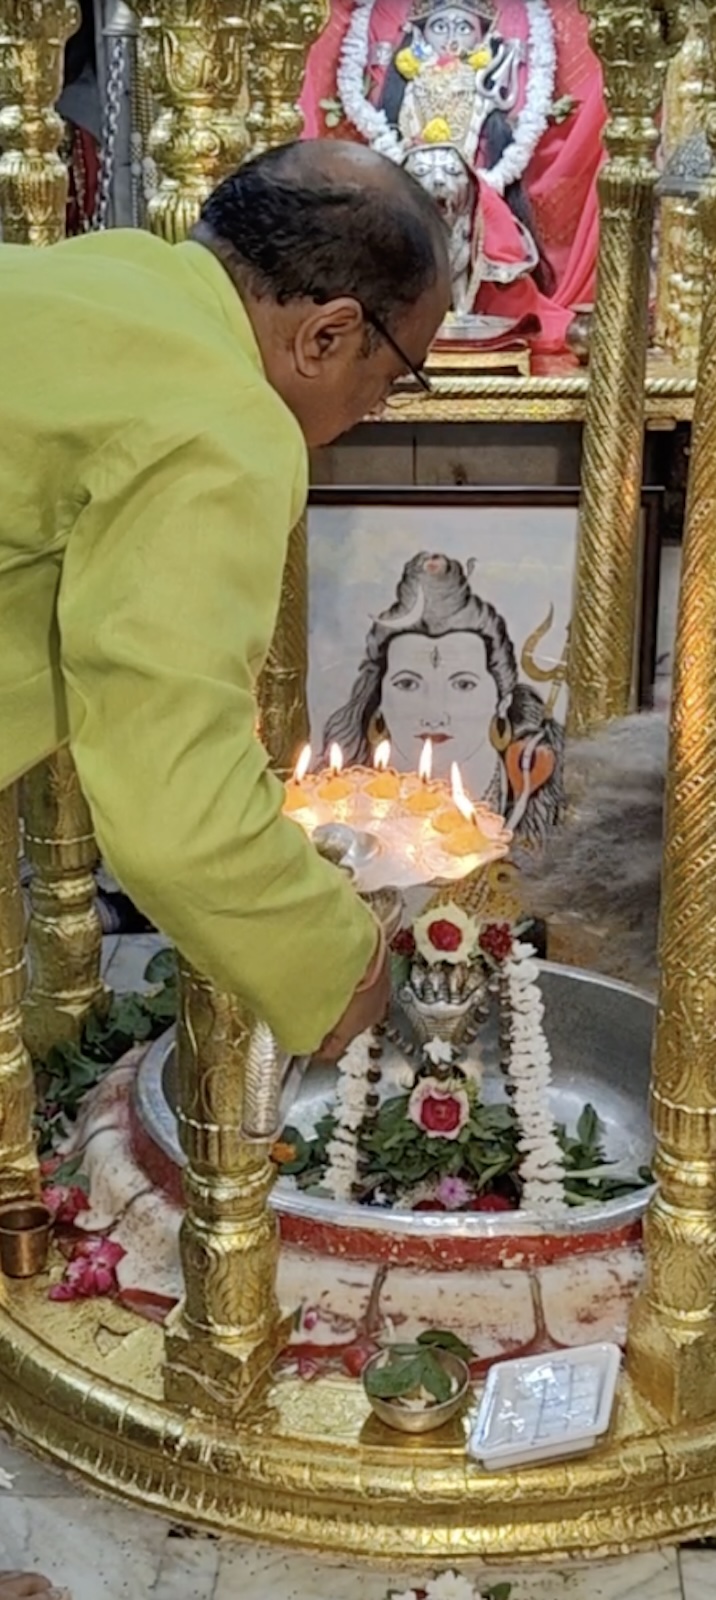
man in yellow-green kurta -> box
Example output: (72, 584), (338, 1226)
(0, 139), (451, 1060)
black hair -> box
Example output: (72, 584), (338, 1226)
(198, 142), (447, 328)
(64, 0), (96, 88)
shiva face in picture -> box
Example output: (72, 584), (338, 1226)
(321, 551), (566, 845)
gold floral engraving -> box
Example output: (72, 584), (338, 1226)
(245, 1), (331, 153)
(138, 1), (251, 242)
(655, 2), (715, 365)
(163, 962), (292, 1411)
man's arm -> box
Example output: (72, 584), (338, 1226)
(57, 410), (378, 1055)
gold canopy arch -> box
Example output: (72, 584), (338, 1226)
(0, 0), (716, 1558)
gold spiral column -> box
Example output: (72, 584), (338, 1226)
(0, 792), (39, 1202)
(137, 1), (250, 242)
(136, 2), (327, 1407)
(568, 1), (685, 735)
(0, 0), (103, 1063)
(628, 46), (716, 1422)
(256, 512), (310, 774)
(654, 0), (715, 366)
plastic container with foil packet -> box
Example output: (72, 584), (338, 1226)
(468, 1343), (622, 1470)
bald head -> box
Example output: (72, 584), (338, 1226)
(196, 139), (449, 331)
(194, 140), (451, 446)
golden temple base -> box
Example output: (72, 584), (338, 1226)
(2, 1267), (716, 1559)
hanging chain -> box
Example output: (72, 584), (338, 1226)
(91, 35), (127, 233)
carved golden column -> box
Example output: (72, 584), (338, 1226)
(245, 1), (331, 153)
(655, 1), (714, 365)
(0, 0), (104, 1059)
(0, 792), (40, 1202)
(22, 753), (105, 1059)
(247, 2), (330, 767)
(137, 1), (250, 242)
(136, 2), (328, 1407)
(628, 32), (716, 1421)
(256, 513), (310, 773)
(164, 967), (291, 1408)
(568, 1), (686, 735)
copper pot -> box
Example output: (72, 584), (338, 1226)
(0, 1200), (52, 1278)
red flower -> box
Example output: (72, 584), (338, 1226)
(427, 918), (463, 954)
(409, 1078), (469, 1141)
(43, 1184), (90, 1226)
(391, 928), (416, 958)
(49, 1236), (125, 1302)
(40, 1155), (61, 1181)
(479, 923), (514, 963)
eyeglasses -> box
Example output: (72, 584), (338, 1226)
(362, 306), (433, 394)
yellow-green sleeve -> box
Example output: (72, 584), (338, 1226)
(57, 406), (377, 1055)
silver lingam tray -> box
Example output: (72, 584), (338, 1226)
(134, 964), (655, 1240)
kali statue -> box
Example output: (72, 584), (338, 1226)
(338, 0), (557, 323)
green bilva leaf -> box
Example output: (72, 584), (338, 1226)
(419, 1350), (453, 1404)
(484, 1585), (513, 1600)
(576, 1103), (601, 1150)
(365, 1355), (425, 1400)
(417, 1329), (474, 1363)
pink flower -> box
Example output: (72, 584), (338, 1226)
(435, 1176), (472, 1210)
(408, 1078), (469, 1141)
(49, 1237), (125, 1302)
(43, 1184), (90, 1226)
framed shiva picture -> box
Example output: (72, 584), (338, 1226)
(307, 488), (661, 849)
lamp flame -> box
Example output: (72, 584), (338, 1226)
(418, 738), (433, 783)
(294, 744), (312, 784)
(329, 742), (344, 776)
(451, 763), (474, 824)
(374, 740), (391, 772)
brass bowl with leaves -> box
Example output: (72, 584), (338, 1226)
(363, 1344), (470, 1435)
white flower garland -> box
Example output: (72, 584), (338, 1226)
(337, 0), (557, 196)
(504, 941), (566, 1215)
(323, 1034), (370, 1200)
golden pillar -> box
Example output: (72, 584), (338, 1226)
(0, 792), (39, 1202)
(138, 2), (326, 1407)
(568, 1), (685, 736)
(163, 966), (291, 1409)
(245, 1), (331, 153)
(256, 513), (310, 775)
(655, 1), (714, 365)
(246, 3), (330, 769)
(628, 45), (716, 1422)
(137, 1), (250, 243)
(0, 0), (104, 1059)
(22, 753), (105, 1059)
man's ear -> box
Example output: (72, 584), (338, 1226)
(293, 298), (365, 378)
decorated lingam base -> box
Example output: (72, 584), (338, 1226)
(4, 0), (716, 1568)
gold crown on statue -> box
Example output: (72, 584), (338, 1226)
(408, 0), (498, 26)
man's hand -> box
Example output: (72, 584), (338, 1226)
(0, 1577), (54, 1599)
(315, 932), (390, 1061)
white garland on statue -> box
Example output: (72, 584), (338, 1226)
(504, 941), (566, 1215)
(324, 1034), (371, 1201)
(337, 0), (557, 196)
